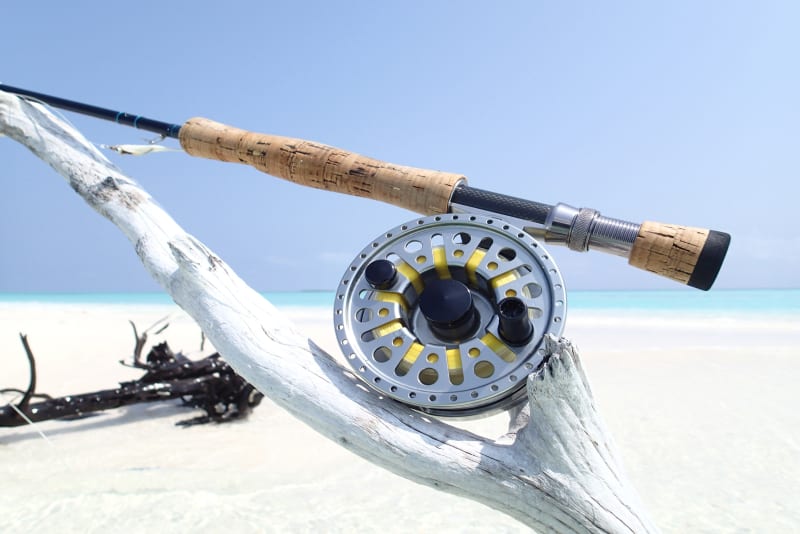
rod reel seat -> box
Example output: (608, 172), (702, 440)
(334, 213), (567, 417)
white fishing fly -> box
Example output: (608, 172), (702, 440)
(101, 144), (180, 156)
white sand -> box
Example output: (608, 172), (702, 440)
(1, 302), (798, 533)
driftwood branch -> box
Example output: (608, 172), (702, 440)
(127, 316), (170, 367)
(0, 334), (43, 410)
(0, 91), (656, 533)
(0, 336), (263, 427)
(17, 334), (37, 408)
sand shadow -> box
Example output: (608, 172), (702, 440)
(0, 401), (201, 445)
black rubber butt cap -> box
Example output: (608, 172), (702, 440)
(687, 230), (731, 291)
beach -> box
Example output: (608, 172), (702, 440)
(1, 292), (799, 533)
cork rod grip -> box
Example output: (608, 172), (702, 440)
(628, 222), (731, 290)
(179, 117), (466, 214)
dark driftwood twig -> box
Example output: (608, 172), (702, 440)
(1, 326), (263, 428)
(17, 334), (36, 409)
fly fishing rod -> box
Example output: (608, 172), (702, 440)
(0, 83), (729, 291)
(1, 83), (733, 416)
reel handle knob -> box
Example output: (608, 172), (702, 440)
(497, 297), (534, 346)
(365, 259), (398, 290)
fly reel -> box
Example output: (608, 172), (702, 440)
(334, 213), (566, 417)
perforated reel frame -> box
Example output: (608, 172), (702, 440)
(334, 213), (566, 417)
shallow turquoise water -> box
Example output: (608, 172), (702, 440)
(1, 289), (797, 316)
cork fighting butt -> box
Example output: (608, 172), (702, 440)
(628, 222), (731, 291)
(179, 117), (465, 215)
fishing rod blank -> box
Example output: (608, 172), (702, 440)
(0, 83), (182, 138)
(0, 83), (730, 290)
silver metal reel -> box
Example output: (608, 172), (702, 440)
(334, 213), (566, 417)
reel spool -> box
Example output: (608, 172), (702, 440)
(334, 213), (566, 417)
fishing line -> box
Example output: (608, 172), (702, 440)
(0, 391), (53, 445)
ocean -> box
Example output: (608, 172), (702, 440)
(0, 289), (797, 316)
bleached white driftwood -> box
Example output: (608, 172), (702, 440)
(0, 91), (657, 533)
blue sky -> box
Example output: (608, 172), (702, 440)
(1, 1), (798, 292)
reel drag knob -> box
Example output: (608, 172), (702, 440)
(418, 279), (480, 342)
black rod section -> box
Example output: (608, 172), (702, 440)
(450, 185), (552, 225)
(0, 83), (182, 139)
